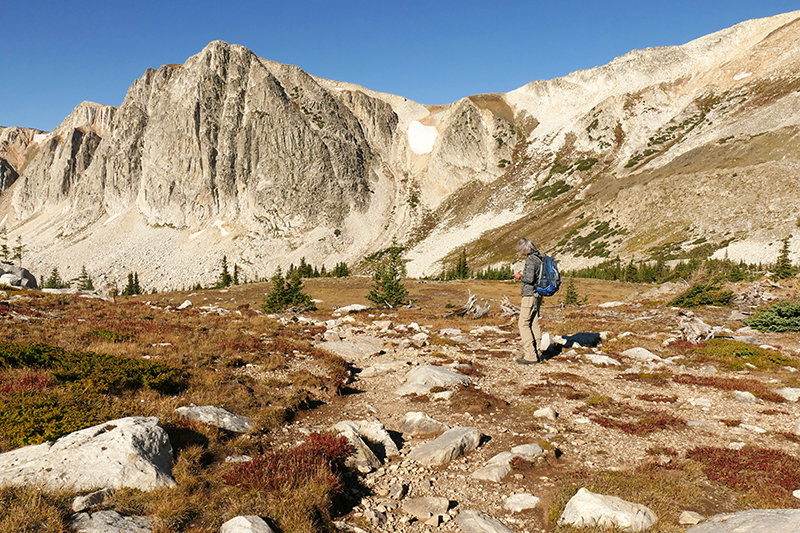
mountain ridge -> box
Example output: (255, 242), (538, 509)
(2, 10), (800, 290)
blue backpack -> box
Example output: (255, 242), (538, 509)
(536, 253), (561, 297)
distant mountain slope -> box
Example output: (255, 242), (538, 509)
(3, 11), (800, 290)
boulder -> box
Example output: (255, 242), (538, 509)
(72, 488), (114, 513)
(332, 419), (399, 458)
(394, 365), (471, 396)
(335, 428), (381, 472)
(503, 493), (540, 512)
(0, 264), (37, 289)
(622, 348), (663, 363)
(0, 417), (175, 491)
(407, 427), (481, 465)
(776, 387), (800, 402)
(454, 510), (514, 533)
(686, 509), (800, 532)
(68, 510), (152, 533)
(398, 412), (450, 436)
(317, 336), (384, 360)
(174, 405), (253, 433)
(470, 465), (510, 482)
(402, 496), (450, 520)
(558, 487), (658, 531)
(220, 515), (276, 533)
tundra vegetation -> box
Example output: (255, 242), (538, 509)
(0, 256), (798, 532)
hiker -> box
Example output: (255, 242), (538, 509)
(513, 237), (544, 364)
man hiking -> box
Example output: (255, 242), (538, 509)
(513, 237), (544, 364)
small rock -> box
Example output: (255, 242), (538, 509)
(622, 347), (663, 363)
(794, 489), (800, 500)
(583, 353), (621, 366)
(793, 418), (800, 436)
(739, 423), (767, 434)
(470, 465), (511, 482)
(72, 488), (114, 513)
(399, 412), (450, 436)
(174, 405), (253, 433)
(402, 496), (449, 520)
(732, 391), (757, 403)
(69, 510), (152, 533)
(220, 515), (276, 533)
(395, 365), (471, 396)
(686, 509), (800, 532)
(776, 388), (800, 402)
(510, 443), (544, 457)
(406, 427), (482, 465)
(454, 510), (514, 533)
(177, 300), (193, 309)
(679, 511), (705, 525)
(503, 493), (540, 512)
(534, 407), (558, 420)
(323, 330), (342, 342)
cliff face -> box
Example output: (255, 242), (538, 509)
(4, 11), (800, 289)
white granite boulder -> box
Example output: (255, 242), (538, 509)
(686, 509), (800, 532)
(407, 427), (481, 465)
(558, 488), (658, 531)
(220, 515), (276, 533)
(454, 510), (514, 533)
(68, 510), (152, 533)
(0, 417), (175, 491)
(398, 412), (450, 436)
(174, 405), (253, 433)
(394, 365), (470, 396)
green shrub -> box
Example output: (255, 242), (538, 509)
(689, 338), (799, 370)
(745, 300), (800, 332)
(669, 284), (733, 307)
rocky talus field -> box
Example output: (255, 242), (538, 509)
(0, 276), (799, 532)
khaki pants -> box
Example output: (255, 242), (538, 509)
(519, 295), (543, 361)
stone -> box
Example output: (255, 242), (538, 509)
(336, 304), (369, 314)
(394, 365), (471, 396)
(679, 311), (714, 344)
(220, 515), (276, 533)
(323, 330), (342, 342)
(584, 353), (621, 366)
(72, 488), (115, 513)
(68, 510), (152, 533)
(373, 320), (393, 330)
(0, 264), (37, 289)
(454, 510), (514, 533)
(558, 487), (658, 531)
(336, 428), (381, 472)
(510, 443), (544, 457)
(317, 337), (385, 360)
(174, 405), (253, 433)
(739, 423), (767, 434)
(793, 418), (800, 435)
(503, 493), (540, 512)
(332, 419), (399, 458)
(776, 387), (800, 402)
(0, 417), (175, 491)
(177, 300), (193, 309)
(732, 391), (757, 403)
(470, 465), (511, 482)
(406, 427), (482, 465)
(398, 412), (450, 436)
(402, 496), (449, 520)
(622, 348), (663, 363)
(534, 406), (558, 420)
(359, 360), (410, 378)
(686, 509), (800, 532)
(679, 511), (705, 525)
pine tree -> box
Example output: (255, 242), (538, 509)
(123, 272), (142, 295)
(561, 278), (580, 306)
(44, 267), (68, 289)
(366, 240), (408, 308)
(774, 236), (795, 279)
(454, 249), (470, 279)
(77, 266), (94, 291)
(12, 236), (25, 268)
(262, 267), (313, 312)
(0, 230), (9, 264)
(233, 263), (240, 285)
(219, 256), (232, 287)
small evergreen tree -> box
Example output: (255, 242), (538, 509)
(366, 240), (408, 308)
(262, 268), (314, 312)
(122, 272), (142, 295)
(44, 267), (69, 289)
(77, 266), (94, 291)
(774, 236), (795, 279)
(0, 230), (9, 264)
(454, 249), (470, 279)
(219, 256), (232, 287)
(12, 236), (25, 268)
(332, 262), (349, 277)
(233, 263), (240, 285)
(561, 278), (587, 306)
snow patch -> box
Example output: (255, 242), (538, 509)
(189, 229), (206, 240)
(733, 71), (752, 81)
(407, 121), (438, 155)
(103, 213), (120, 226)
(0, 215), (7, 229)
(33, 133), (50, 143)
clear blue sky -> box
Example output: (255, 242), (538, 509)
(3, 1), (799, 131)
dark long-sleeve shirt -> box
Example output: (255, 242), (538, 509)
(520, 252), (542, 297)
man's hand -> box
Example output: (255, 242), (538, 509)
(513, 272), (522, 280)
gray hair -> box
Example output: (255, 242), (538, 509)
(515, 238), (538, 255)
